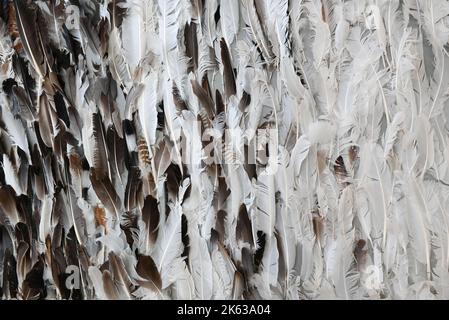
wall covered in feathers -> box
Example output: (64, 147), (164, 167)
(0, 0), (449, 300)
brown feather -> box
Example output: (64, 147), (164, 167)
(124, 167), (141, 212)
(354, 239), (368, 271)
(68, 152), (84, 197)
(21, 256), (45, 300)
(102, 269), (119, 300)
(215, 90), (225, 115)
(238, 91), (251, 112)
(7, 2), (22, 52)
(12, 86), (36, 121)
(154, 138), (172, 178)
(184, 22), (198, 72)
(2, 249), (19, 299)
(13, 0), (46, 76)
(0, 185), (21, 225)
(254, 231), (266, 271)
(220, 38), (236, 100)
(236, 204), (254, 246)
(137, 137), (151, 167)
(201, 75), (213, 103)
(274, 232), (287, 290)
(142, 195), (160, 245)
(191, 79), (215, 118)
(109, 252), (135, 298)
(136, 254), (162, 292)
(106, 127), (126, 184)
(215, 209), (227, 243)
(334, 155), (349, 186)
(91, 113), (110, 178)
(90, 167), (122, 218)
(172, 82), (188, 113)
(37, 93), (56, 148)
(232, 271), (244, 300)
(94, 205), (107, 231)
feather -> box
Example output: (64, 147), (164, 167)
(188, 227), (213, 299)
(102, 269), (120, 300)
(108, 26), (132, 92)
(191, 79), (215, 118)
(90, 167), (122, 219)
(157, 0), (181, 80)
(124, 167), (141, 212)
(106, 127), (127, 193)
(220, 38), (236, 100)
(88, 266), (108, 299)
(136, 254), (162, 292)
(236, 204), (254, 246)
(231, 271), (244, 300)
(220, 0), (239, 46)
(2, 153), (23, 195)
(91, 112), (111, 179)
(184, 22), (198, 72)
(108, 252), (134, 299)
(38, 196), (53, 244)
(253, 173), (276, 238)
(153, 197), (185, 288)
(241, 0), (275, 64)
(0, 0), (448, 301)
(1, 102), (30, 160)
(142, 195), (160, 246)
(138, 73), (159, 150)
(13, 0), (46, 77)
(0, 186), (20, 226)
(21, 257), (45, 300)
(384, 111), (405, 159)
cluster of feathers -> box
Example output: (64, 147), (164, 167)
(0, 0), (449, 300)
